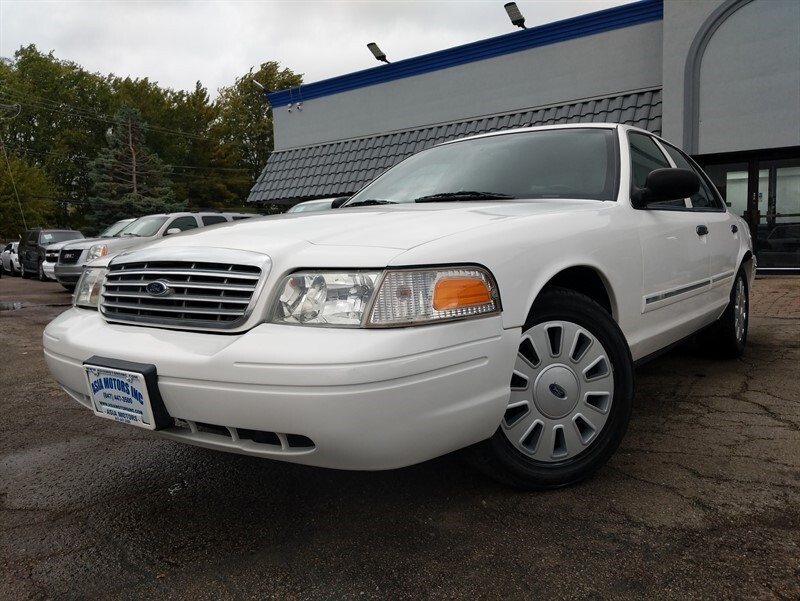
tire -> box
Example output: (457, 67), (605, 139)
(468, 287), (635, 490)
(698, 269), (748, 359)
(21, 263), (31, 279)
(38, 260), (47, 281)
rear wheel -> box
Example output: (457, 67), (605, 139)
(698, 269), (748, 358)
(21, 263), (31, 279)
(468, 288), (634, 490)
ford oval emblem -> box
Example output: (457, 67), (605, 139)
(146, 280), (171, 297)
(549, 383), (567, 399)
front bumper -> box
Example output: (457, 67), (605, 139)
(42, 261), (56, 280)
(43, 309), (519, 470)
(54, 263), (84, 285)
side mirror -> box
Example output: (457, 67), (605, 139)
(165, 228), (182, 236)
(631, 168), (700, 208)
(331, 197), (349, 209)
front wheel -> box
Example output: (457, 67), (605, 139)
(468, 288), (634, 490)
(20, 263), (31, 279)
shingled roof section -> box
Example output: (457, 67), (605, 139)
(248, 88), (662, 204)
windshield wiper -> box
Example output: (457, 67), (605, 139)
(121, 232), (142, 237)
(414, 191), (515, 203)
(344, 199), (397, 207)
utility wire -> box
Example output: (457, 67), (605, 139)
(0, 103), (27, 230)
(0, 86), (218, 142)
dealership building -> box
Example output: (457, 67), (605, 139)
(249, 0), (800, 271)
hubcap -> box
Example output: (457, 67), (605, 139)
(734, 278), (747, 343)
(503, 320), (614, 463)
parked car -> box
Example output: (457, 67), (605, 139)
(1, 241), (20, 276)
(45, 218), (136, 290)
(43, 124), (754, 489)
(19, 228), (84, 281)
(42, 241), (75, 281)
(286, 197), (348, 213)
(758, 222), (800, 268)
(55, 212), (254, 290)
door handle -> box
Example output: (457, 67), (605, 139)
(696, 225), (709, 236)
(731, 224), (738, 233)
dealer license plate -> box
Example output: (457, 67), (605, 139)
(85, 364), (157, 430)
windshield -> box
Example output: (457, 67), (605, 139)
(42, 231), (83, 244)
(120, 216), (169, 237)
(345, 128), (617, 205)
(99, 219), (134, 237)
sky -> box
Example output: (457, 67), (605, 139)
(0, 0), (639, 97)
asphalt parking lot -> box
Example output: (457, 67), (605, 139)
(1, 275), (798, 600)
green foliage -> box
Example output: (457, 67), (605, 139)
(87, 107), (185, 228)
(0, 45), (115, 218)
(0, 150), (59, 239)
(214, 62), (303, 195)
(0, 44), (302, 232)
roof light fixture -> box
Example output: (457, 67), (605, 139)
(367, 42), (390, 64)
(504, 2), (527, 29)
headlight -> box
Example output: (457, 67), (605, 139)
(271, 271), (381, 326)
(269, 266), (499, 327)
(87, 244), (108, 260)
(74, 267), (107, 309)
(368, 267), (499, 326)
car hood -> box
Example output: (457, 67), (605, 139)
(124, 201), (604, 256)
(46, 240), (79, 251)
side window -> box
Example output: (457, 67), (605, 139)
(662, 144), (723, 210)
(165, 216), (198, 233)
(201, 215), (227, 226)
(629, 133), (684, 208)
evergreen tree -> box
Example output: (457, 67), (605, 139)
(87, 107), (185, 228)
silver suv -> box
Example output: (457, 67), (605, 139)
(54, 212), (255, 290)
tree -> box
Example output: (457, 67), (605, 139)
(213, 62), (302, 199)
(87, 107), (185, 228)
(0, 150), (59, 239)
(0, 45), (115, 221)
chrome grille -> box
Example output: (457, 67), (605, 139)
(45, 249), (59, 262)
(59, 248), (83, 264)
(100, 248), (270, 331)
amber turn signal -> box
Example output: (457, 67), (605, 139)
(433, 277), (492, 310)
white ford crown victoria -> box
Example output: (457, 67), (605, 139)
(43, 124), (754, 489)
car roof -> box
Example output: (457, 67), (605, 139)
(435, 122), (665, 149)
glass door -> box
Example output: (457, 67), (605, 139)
(757, 159), (800, 269)
(702, 158), (800, 271)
